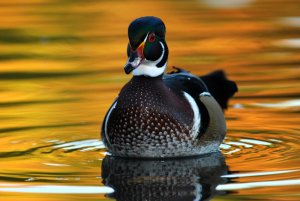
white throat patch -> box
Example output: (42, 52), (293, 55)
(132, 41), (167, 77)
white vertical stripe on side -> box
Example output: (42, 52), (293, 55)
(183, 92), (201, 138)
(104, 100), (118, 146)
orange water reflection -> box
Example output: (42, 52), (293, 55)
(0, 0), (300, 200)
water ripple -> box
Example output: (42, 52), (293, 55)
(53, 139), (105, 152)
(0, 122), (91, 134)
(221, 137), (275, 155)
(222, 169), (300, 178)
(0, 71), (97, 80)
(217, 179), (300, 190)
(253, 99), (300, 108)
(280, 17), (300, 27)
(0, 184), (114, 194)
(239, 138), (272, 146)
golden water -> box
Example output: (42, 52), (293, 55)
(0, 0), (300, 200)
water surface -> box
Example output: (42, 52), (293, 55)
(0, 0), (300, 200)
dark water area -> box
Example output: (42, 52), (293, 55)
(0, 0), (300, 200)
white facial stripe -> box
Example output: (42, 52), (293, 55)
(183, 92), (201, 139)
(132, 41), (167, 77)
(143, 32), (149, 42)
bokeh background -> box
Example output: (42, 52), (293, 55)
(0, 0), (300, 200)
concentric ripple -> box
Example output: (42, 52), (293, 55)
(221, 136), (276, 156)
(52, 139), (105, 152)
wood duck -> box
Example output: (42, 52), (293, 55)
(101, 16), (237, 158)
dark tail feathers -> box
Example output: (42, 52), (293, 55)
(200, 70), (238, 110)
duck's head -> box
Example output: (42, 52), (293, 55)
(124, 16), (168, 77)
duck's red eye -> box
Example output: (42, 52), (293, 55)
(148, 33), (155, 43)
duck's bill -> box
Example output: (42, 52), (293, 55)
(124, 63), (135, 74)
(124, 57), (143, 74)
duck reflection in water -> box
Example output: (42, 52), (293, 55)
(101, 152), (228, 201)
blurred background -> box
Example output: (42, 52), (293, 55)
(0, 0), (300, 200)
